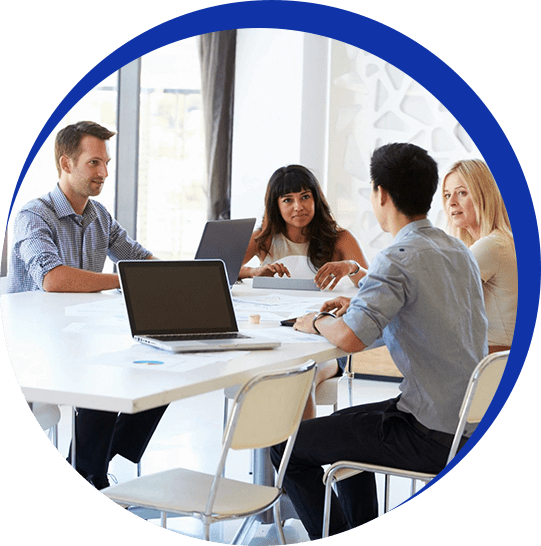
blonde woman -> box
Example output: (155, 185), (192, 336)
(443, 159), (517, 353)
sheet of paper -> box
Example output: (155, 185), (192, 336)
(65, 297), (127, 320)
(233, 292), (329, 319)
(62, 317), (131, 334)
(241, 326), (323, 343)
(83, 344), (247, 373)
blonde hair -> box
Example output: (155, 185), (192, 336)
(442, 159), (513, 247)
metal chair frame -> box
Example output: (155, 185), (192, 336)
(104, 360), (317, 544)
(321, 350), (509, 537)
(29, 402), (61, 448)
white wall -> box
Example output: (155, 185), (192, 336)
(326, 42), (483, 261)
(231, 32), (481, 263)
(231, 29), (331, 225)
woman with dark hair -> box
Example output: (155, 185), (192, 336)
(239, 165), (369, 419)
(239, 165), (368, 290)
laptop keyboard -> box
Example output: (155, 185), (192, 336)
(151, 333), (249, 341)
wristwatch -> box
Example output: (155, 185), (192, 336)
(312, 311), (337, 335)
(348, 260), (361, 276)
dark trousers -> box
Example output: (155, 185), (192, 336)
(69, 405), (167, 489)
(270, 397), (452, 540)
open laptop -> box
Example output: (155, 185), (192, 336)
(118, 259), (280, 353)
(195, 218), (256, 286)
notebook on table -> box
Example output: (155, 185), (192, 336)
(195, 218), (256, 286)
(118, 259), (280, 353)
(252, 277), (320, 291)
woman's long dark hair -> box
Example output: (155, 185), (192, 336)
(255, 165), (340, 269)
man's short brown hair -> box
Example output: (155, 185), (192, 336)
(54, 121), (116, 177)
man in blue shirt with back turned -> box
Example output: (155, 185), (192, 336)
(271, 142), (488, 539)
(8, 121), (166, 489)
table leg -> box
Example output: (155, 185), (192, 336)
(253, 447), (298, 524)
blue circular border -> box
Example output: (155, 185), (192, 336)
(9, 0), (539, 501)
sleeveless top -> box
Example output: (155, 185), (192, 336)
(261, 233), (317, 277)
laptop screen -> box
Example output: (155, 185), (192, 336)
(194, 218), (256, 286)
(119, 260), (239, 335)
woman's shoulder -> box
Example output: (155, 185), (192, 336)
(474, 231), (514, 251)
(335, 227), (362, 247)
(470, 231), (516, 271)
(335, 227), (351, 240)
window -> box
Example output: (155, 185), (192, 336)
(2, 39), (207, 278)
(12, 73), (118, 217)
(137, 38), (207, 260)
(4, 74), (118, 275)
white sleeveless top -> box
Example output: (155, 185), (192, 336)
(261, 233), (317, 278)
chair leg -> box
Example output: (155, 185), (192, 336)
(223, 397), (229, 431)
(222, 397), (229, 477)
(274, 499), (287, 545)
(51, 423), (59, 448)
(322, 477), (335, 538)
(346, 354), (354, 407)
(231, 515), (256, 545)
(384, 474), (391, 513)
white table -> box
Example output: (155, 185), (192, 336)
(2, 279), (355, 439)
(2, 283), (354, 411)
(1, 279), (357, 530)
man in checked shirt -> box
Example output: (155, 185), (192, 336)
(7, 121), (166, 489)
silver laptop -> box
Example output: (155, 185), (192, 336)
(118, 259), (280, 353)
(195, 218), (256, 286)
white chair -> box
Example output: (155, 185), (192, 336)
(103, 360), (317, 543)
(321, 350), (509, 537)
(223, 356), (350, 431)
(30, 402), (61, 448)
(221, 358), (345, 482)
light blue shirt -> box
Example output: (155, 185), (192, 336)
(343, 219), (488, 434)
(7, 184), (152, 293)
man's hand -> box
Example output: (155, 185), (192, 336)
(293, 312), (318, 334)
(320, 297), (351, 316)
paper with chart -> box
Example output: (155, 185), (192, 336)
(81, 343), (247, 373)
(233, 291), (331, 322)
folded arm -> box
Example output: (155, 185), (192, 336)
(42, 265), (120, 292)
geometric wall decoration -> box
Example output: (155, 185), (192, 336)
(326, 42), (483, 261)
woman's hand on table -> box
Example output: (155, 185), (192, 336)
(315, 261), (352, 290)
(254, 262), (291, 278)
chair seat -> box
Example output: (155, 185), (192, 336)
(32, 403), (61, 431)
(315, 376), (340, 406)
(103, 468), (281, 520)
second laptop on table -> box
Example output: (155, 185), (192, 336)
(195, 218), (256, 286)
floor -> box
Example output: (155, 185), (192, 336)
(55, 375), (415, 544)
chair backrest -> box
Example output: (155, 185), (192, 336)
(205, 360), (316, 516)
(448, 350), (509, 462)
(227, 360), (317, 450)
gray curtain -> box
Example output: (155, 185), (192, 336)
(1, 230), (7, 277)
(199, 30), (237, 220)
